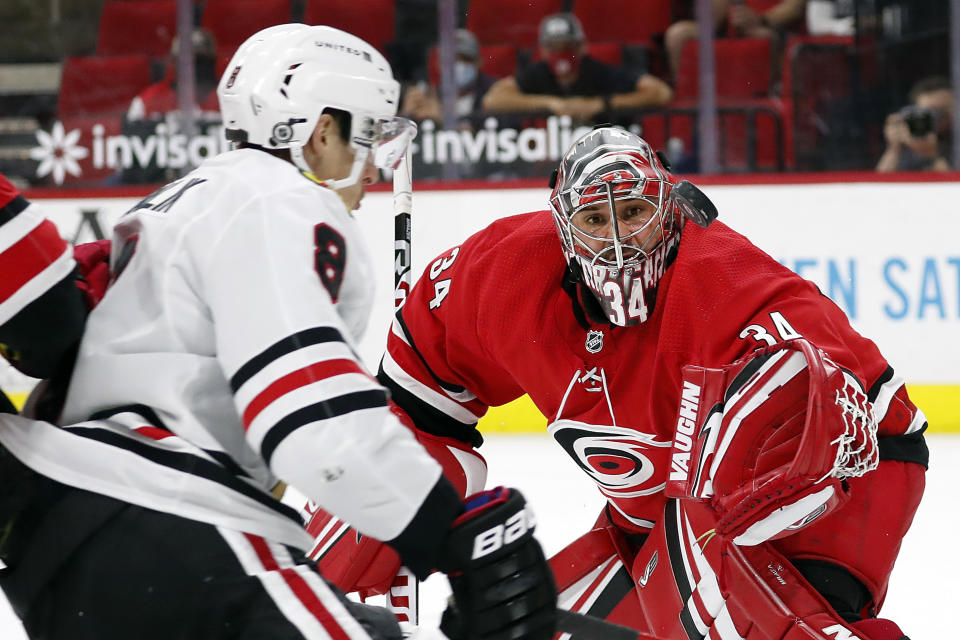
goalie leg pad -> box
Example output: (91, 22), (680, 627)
(772, 457), (925, 609)
(549, 507), (648, 634)
(614, 499), (908, 640)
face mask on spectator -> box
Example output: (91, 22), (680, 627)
(454, 61), (478, 90)
(547, 50), (579, 78)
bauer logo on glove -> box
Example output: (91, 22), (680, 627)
(471, 503), (535, 560)
(664, 338), (880, 546)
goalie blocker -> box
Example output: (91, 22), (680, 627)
(664, 337), (880, 545)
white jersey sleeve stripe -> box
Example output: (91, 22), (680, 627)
(245, 373), (383, 449)
(260, 389), (389, 464)
(230, 326), (351, 393)
(870, 371), (905, 423)
(0, 197), (44, 253)
(380, 349), (482, 424)
(0, 225), (74, 326)
(242, 359), (375, 428)
(233, 341), (360, 409)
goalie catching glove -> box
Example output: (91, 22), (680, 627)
(437, 487), (557, 640)
(665, 338), (880, 545)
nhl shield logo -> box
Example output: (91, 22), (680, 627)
(585, 330), (604, 354)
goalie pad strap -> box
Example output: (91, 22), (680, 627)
(877, 431), (928, 467)
(548, 507), (651, 636)
(791, 559), (874, 623)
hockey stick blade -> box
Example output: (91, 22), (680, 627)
(556, 608), (650, 640)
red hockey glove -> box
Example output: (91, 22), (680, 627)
(666, 338), (879, 545)
(306, 413), (487, 597)
(437, 487), (557, 640)
(73, 239), (111, 310)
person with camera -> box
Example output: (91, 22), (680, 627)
(876, 76), (953, 172)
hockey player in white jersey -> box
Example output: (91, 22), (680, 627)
(0, 25), (556, 640)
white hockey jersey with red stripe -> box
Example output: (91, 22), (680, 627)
(0, 149), (444, 550)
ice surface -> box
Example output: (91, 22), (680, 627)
(1, 433), (953, 637)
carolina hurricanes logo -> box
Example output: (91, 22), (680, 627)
(548, 420), (671, 497)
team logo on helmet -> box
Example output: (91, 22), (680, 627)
(225, 65), (241, 89)
(269, 118), (307, 146)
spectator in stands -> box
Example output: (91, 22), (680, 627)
(123, 27), (220, 184)
(481, 12), (672, 124)
(876, 76), (953, 172)
(806, 0), (855, 36)
(400, 29), (497, 126)
(664, 0), (807, 82)
(126, 27), (219, 122)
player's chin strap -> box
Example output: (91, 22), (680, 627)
(289, 143), (371, 191)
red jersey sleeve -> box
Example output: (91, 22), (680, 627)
(0, 174), (85, 378)
(379, 229), (528, 447)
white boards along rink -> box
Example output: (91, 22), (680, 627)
(23, 176), (960, 421)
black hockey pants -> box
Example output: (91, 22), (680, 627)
(0, 450), (401, 640)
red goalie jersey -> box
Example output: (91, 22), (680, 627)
(379, 210), (926, 616)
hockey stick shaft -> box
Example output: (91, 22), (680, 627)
(556, 608), (652, 640)
(404, 609), (653, 640)
(389, 146), (418, 625)
(393, 149), (413, 310)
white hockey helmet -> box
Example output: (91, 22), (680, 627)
(217, 24), (415, 188)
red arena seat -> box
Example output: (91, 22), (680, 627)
(465, 0), (562, 47)
(96, 1), (177, 58)
(573, 0), (671, 47)
(303, 0), (396, 54)
(675, 38), (773, 101)
(201, 0), (292, 59)
(58, 55), (153, 117)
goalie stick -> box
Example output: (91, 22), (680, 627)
(403, 609), (653, 640)
(555, 608), (649, 640)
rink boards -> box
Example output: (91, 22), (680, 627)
(11, 174), (960, 432)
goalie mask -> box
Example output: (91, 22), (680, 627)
(549, 127), (717, 326)
(217, 24), (416, 189)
